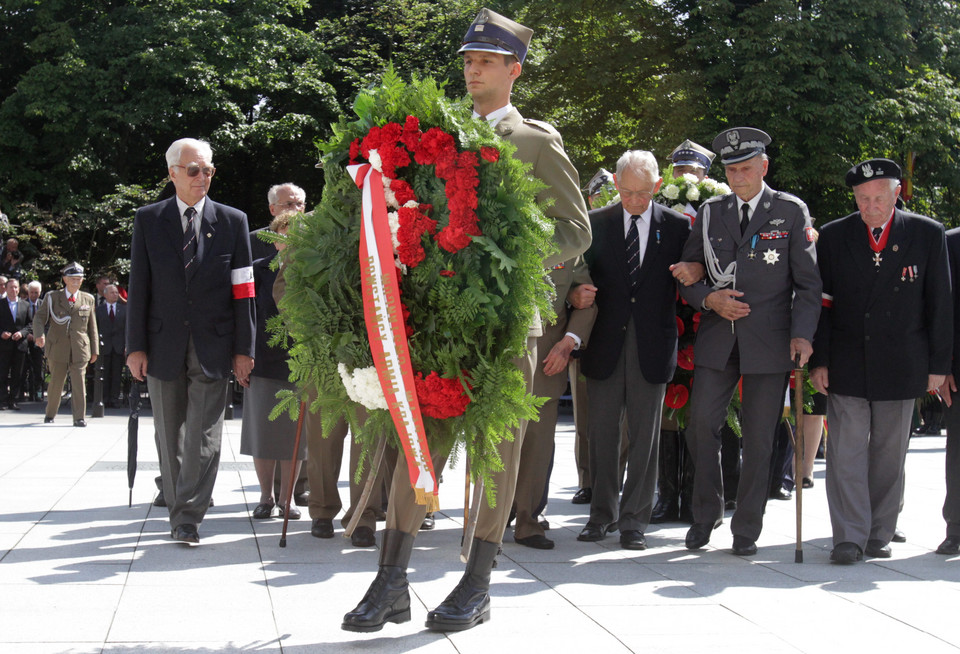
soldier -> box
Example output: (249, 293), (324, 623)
(34, 262), (99, 426)
(671, 127), (821, 557)
(341, 7), (591, 633)
(812, 159), (951, 563)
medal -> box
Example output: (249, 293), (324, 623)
(867, 221), (891, 268)
(748, 234), (759, 260)
(763, 248), (780, 265)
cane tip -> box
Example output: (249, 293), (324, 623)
(279, 538), (287, 548)
(795, 551), (803, 563)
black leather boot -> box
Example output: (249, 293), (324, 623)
(651, 430), (681, 523)
(342, 529), (414, 632)
(425, 538), (499, 631)
(679, 431), (696, 524)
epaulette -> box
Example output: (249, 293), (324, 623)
(522, 118), (558, 135)
(774, 191), (809, 210)
(701, 194), (727, 205)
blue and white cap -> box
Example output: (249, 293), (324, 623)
(670, 139), (715, 170)
(457, 8), (533, 64)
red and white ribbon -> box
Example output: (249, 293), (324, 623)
(348, 162), (439, 511)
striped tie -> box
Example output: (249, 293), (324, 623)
(626, 216), (641, 287)
(183, 207), (198, 272)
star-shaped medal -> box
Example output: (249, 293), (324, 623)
(763, 249), (780, 265)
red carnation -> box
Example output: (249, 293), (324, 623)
(415, 371), (471, 419)
(401, 115), (422, 151)
(390, 179), (417, 206)
(677, 344), (695, 371)
(692, 312), (701, 332)
(676, 316), (685, 337)
(480, 146), (500, 163)
(439, 270), (456, 277)
(665, 383), (690, 409)
(349, 138), (361, 164)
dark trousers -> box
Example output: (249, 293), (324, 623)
(0, 345), (24, 404)
(944, 400), (960, 536)
(100, 350), (124, 405)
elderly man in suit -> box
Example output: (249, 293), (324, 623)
(812, 159), (951, 563)
(34, 263), (99, 426)
(95, 284), (126, 408)
(937, 227), (960, 556)
(342, 7), (591, 634)
(21, 280), (45, 402)
(575, 150), (693, 550)
(672, 127), (821, 557)
(0, 277), (31, 410)
(126, 137), (255, 545)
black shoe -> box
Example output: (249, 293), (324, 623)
(571, 487), (592, 504)
(802, 477), (814, 489)
(352, 525), (377, 548)
(731, 535), (758, 556)
(153, 491), (166, 507)
(892, 529), (906, 543)
(619, 529), (646, 550)
(685, 520), (722, 550)
(278, 504), (301, 520)
(74, 419), (87, 427)
(342, 530), (414, 632)
(937, 536), (960, 555)
(425, 538), (498, 632)
(865, 540), (891, 558)
(43, 416), (54, 424)
(577, 522), (607, 542)
(650, 499), (680, 524)
(8, 402), (20, 411)
(538, 515), (550, 530)
(770, 488), (792, 500)
(252, 501), (276, 519)
(724, 499), (738, 511)
(311, 518), (334, 539)
(421, 512), (436, 531)
(514, 534), (555, 550)
(172, 524), (200, 544)
(830, 542), (863, 564)
(293, 491), (310, 507)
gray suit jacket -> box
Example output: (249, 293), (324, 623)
(679, 184), (821, 374)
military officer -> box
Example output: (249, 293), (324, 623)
(811, 159), (951, 563)
(342, 7), (591, 634)
(668, 138), (715, 219)
(671, 127), (821, 557)
(34, 262), (99, 426)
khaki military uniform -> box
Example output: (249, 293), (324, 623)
(34, 289), (99, 421)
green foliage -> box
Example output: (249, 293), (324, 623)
(276, 68), (552, 501)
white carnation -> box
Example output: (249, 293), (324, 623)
(403, 200), (419, 209)
(682, 173), (699, 184)
(686, 186), (700, 202)
(672, 203), (687, 214)
(383, 185), (398, 208)
(388, 211), (400, 249)
(338, 363), (389, 411)
(702, 178), (718, 191)
(662, 184), (680, 200)
(368, 149), (383, 173)
(717, 182), (732, 194)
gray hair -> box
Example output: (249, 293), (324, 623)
(165, 138), (214, 168)
(27, 280), (41, 292)
(267, 183), (307, 206)
(616, 150), (659, 183)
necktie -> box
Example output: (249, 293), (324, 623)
(740, 204), (750, 236)
(872, 227), (883, 241)
(68, 294), (75, 304)
(10, 302), (15, 320)
(109, 304), (115, 321)
(183, 207), (198, 272)
(626, 216), (641, 287)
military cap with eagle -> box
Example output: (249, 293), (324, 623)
(845, 158), (902, 187)
(458, 8), (533, 64)
(712, 127), (771, 165)
(670, 139), (715, 170)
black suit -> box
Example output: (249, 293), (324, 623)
(812, 208), (951, 548)
(0, 295), (31, 405)
(21, 297), (45, 400)
(95, 302), (126, 405)
(127, 195), (255, 530)
(580, 201), (690, 532)
(943, 228), (960, 537)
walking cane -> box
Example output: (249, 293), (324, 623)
(792, 356), (805, 563)
(279, 400), (307, 548)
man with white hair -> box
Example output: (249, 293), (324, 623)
(127, 137), (255, 545)
(251, 183), (307, 261)
(575, 150), (693, 550)
(21, 280), (45, 401)
(812, 159), (951, 563)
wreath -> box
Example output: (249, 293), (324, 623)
(273, 67), (554, 505)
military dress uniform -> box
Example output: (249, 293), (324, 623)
(678, 128), (821, 553)
(343, 8), (591, 635)
(34, 268), (99, 424)
(811, 159), (951, 561)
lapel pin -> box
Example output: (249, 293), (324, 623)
(206, 233), (212, 238)
(892, 244), (898, 252)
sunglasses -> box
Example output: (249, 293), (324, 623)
(173, 164), (216, 178)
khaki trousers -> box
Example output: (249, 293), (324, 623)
(46, 360), (88, 421)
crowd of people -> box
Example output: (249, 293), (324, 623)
(5, 5), (960, 638)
